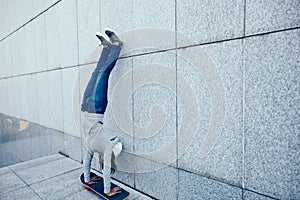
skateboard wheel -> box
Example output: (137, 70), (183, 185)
(85, 186), (90, 191)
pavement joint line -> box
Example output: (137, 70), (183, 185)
(8, 166), (30, 186)
(5, 154), (66, 169)
(8, 167), (43, 199)
(26, 167), (82, 187)
(6, 158), (82, 187)
(0, 185), (28, 195)
(5, 154), (155, 199)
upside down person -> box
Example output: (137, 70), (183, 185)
(81, 29), (123, 196)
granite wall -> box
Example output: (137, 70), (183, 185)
(0, 0), (299, 199)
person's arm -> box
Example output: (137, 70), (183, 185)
(83, 150), (93, 183)
(103, 145), (113, 194)
(102, 148), (121, 196)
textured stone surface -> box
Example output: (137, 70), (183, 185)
(1, 154), (151, 200)
(63, 190), (103, 200)
(179, 170), (242, 199)
(7, 0), (33, 33)
(44, 0), (60, 11)
(8, 32), (16, 76)
(47, 70), (64, 131)
(37, 67), (49, 126)
(23, 22), (37, 74)
(60, 0), (78, 68)
(135, 157), (178, 200)
(10, 30), (24, 76)
(18, 75), (29, 120)
(100, 0), (133, 34)
(9, 77), (20, 119)
(243, 190), (275, 200)
(9, 154), (64, 168)
(50, 128), (65, 154)
(0, 113), (66, 167)
(0, 167), (26, 194)
(16, 28), (27, 76)
(105, 57), (134, 152)
(77, 0), (100, 65)
(132, 0), (175, 31)
(244, 29), (300, 199)
(0, 0), (9, 40)
(0, 37), (12, 78)
(177, 39), (243, 186)
(33, 14), (48, 72)
(64, 134), (82, 162)
(7, 78), (15, 118)
(31, 169), (83, 199)
(133, 51), (177, 166)
(7, 0), (15, 33)
(112, 151), (135, 185)
(101, 56), (136, 180)
(46, 2), (62, 70)
(32, 0), (46, 17)
(0, 186), (40, 200)
(26, 74), (39, 124)
(30, 126), (51, 159)
(62, 67), (80, 136)
(14, 76), (23, 119)
(0, 1), (299, 199)
(100, 0), (175, 56)
(177, 0), (244, 47)
(9, 155), (81, 185)
(246, 0), (300, 35)
(0, 79), (8, 115)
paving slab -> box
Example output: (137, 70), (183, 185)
(0, 167), (27, 194)
(31, 169), (83, 200)
(0, 154), (154, 200)
(9, 154), (81, 185)
(0, 186), (41, 200)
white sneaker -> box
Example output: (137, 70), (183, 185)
(112, 142), (122, 158)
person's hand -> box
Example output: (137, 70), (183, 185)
(86, 176), (101, 185)
(106, 186), (121, 196)
(86, 180), (97, 185)
(90, 176), (101, 181)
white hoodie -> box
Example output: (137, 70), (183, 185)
(82, 112), (114, 194)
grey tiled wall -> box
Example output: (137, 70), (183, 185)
(0, 0), (299, 199)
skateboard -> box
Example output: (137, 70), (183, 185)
(80, 172), (130, 200)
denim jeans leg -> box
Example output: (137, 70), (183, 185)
(81, 45), (111, 112)
(92, 45), (122, 114)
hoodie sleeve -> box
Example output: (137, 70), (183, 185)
(103, 143), (113, 194)
(83, 150), (93, 183)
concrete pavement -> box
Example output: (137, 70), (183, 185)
(0, 154), (152, 200)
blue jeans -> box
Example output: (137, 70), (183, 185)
(81, 44), (122, 114)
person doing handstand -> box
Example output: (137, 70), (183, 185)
(81, 29), (123, 196)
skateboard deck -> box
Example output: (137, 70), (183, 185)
(80, 172), (130, 200)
